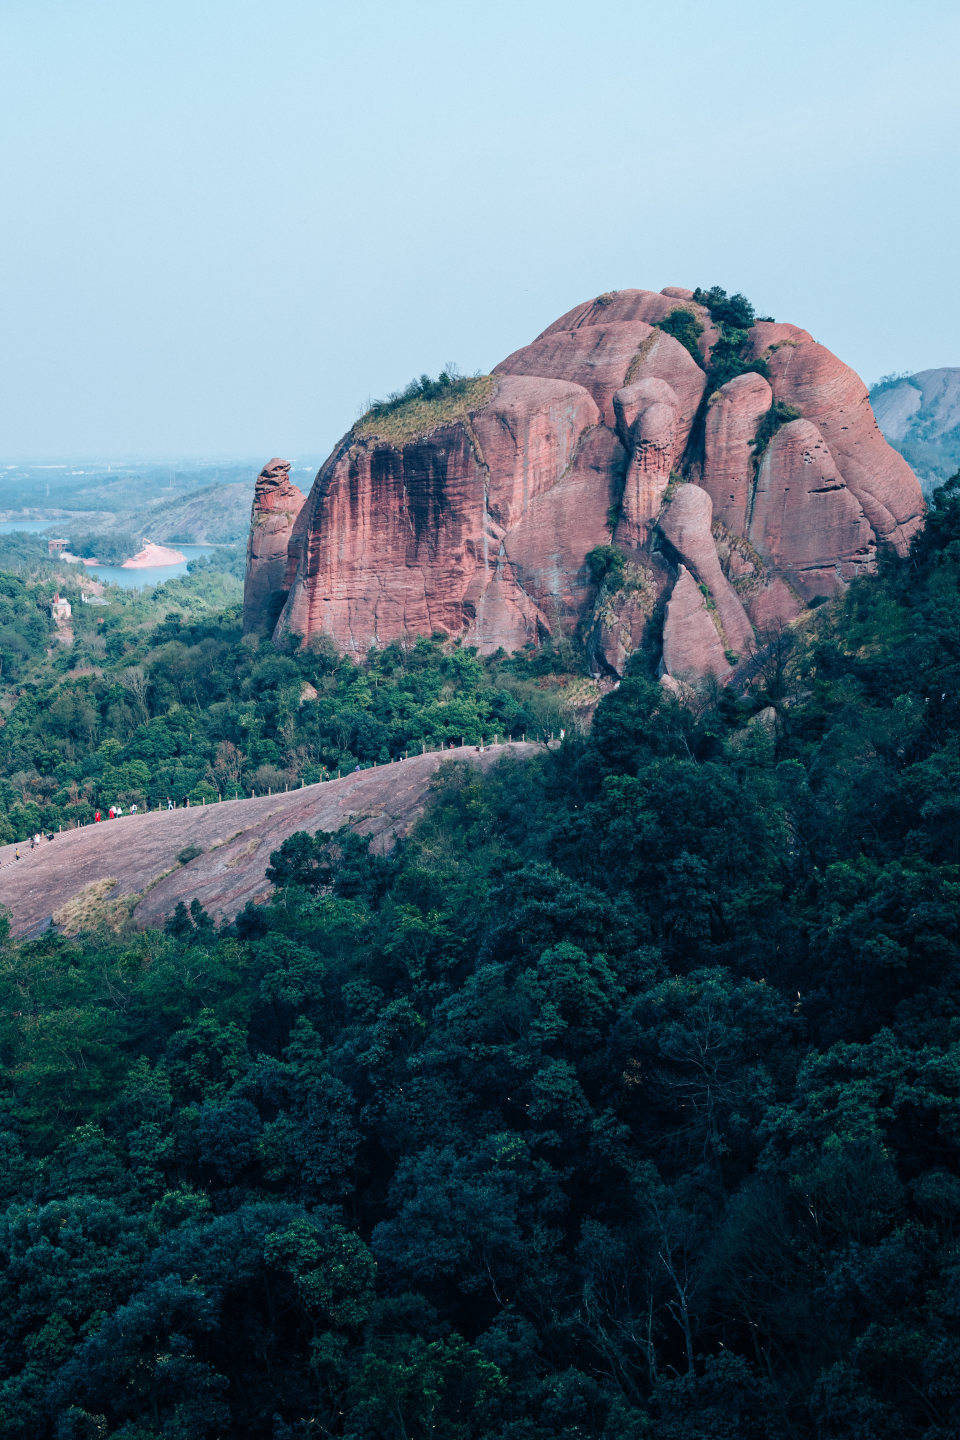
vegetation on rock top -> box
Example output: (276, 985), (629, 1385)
(692, 285), (774, 393)
(353, 370), (496, 445)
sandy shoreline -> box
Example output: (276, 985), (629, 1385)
(121, 540), (187, 568)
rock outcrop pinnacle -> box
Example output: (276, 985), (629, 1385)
(243, 458), (307, 635)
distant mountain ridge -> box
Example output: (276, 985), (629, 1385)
(131, 478), (253, 543)
(870, 368), (960, 492)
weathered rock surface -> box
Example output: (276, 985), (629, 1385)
(0, 744), (538, 937)
(702, 372), (773, 536)
(243, 459), (306, 635)
(750, 330), (924, 552)
(661, 565), (730, 684)
(253, 287), (925, 687)
(748, 419), (875, 598)
(658, 485), (754, 658)
(613, 379), (683, 547)
(276, 375), (612, 655)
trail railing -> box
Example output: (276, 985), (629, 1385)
(9, 732), (565, 848)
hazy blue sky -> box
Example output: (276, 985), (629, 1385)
(2, 0), (958, 463)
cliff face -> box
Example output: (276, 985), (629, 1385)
(253, 289), (925, 686)
(242, 459), (306, 635)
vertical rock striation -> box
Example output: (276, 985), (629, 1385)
(247, 288), (925, 688)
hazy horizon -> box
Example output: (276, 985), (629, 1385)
(3, 0), (959, 461)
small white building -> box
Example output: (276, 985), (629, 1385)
(51, 593), (72, 623)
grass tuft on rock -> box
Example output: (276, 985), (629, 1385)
(353, 372), (496, 446)
(52, 878), (136, 935)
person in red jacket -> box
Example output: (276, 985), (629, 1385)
(95, 810), (101, 823)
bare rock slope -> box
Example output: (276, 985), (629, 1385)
(248, 288), (924, 687)
(0, 744), (535, 938)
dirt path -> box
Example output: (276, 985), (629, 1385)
(0, 743), (538, 937)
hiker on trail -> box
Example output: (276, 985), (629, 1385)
(130, 803), (138, 815)
(14, 848), (20, 862)
(167, 798), (174, 810)
(30, 835), (36, 850)
(108, 806), (116, 820)
(94, 810), (101, 823)
(116, 805), (124, 818)
(354, 764), (361, 773)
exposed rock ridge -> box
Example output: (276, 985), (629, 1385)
(0, 744), (538, 936)
(250, 289), (925, 686)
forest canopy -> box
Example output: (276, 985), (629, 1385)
(0, 478), (958, 1437)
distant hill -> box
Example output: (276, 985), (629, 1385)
(0, 459), (260, 517)
(126, 478), (254, 543)
(870, 368), (960, 493)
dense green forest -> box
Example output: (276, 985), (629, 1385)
(0, 478), (958, 1437)
(0, 543), (577, 843)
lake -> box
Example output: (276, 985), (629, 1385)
(0, 519), (53, 534)
(84, 544), (216, 589)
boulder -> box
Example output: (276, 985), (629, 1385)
(612, 378), (682, 547)
(537, 287), (721, 364)
(658, 484), (755, 659)
(495, 321), (660, 426)
(754, 333), (924, 552)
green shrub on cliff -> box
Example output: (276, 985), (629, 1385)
(752, 399), (802, 459)
(655, 306), (705, 362)
(586, 543), (626, 587)
(692, 285), (772, 393)
(693, 283), (757, 329)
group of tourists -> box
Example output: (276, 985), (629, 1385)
(12, 832), (54, 861)
(7, 795), (185, 864)
(94, 803), (141, 822)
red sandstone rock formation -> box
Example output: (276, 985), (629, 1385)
(661, 565), (731, 684)
(253, 288), (925, 687)
(748, 419), (876, 599)
(702, 372), (773, 536)
(275, 375), (612, 655)
(749, 327), (923, 552)
(243, 459), (306, 635)
(658, 484), (754, 659)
